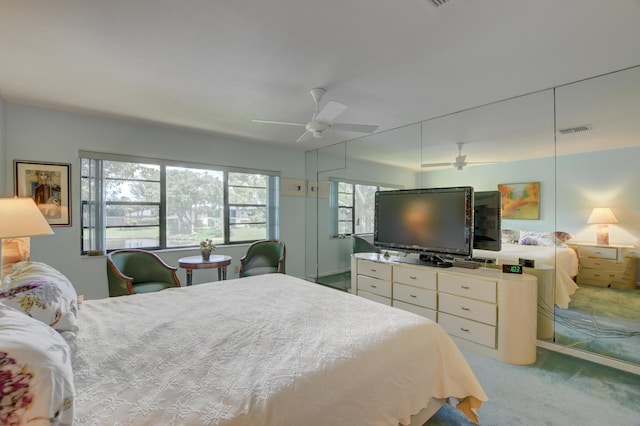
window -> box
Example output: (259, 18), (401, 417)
(331, 181), (395, 237)
(81, 152), (279, 254)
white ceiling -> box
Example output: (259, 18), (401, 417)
(1, 0), (640, 153)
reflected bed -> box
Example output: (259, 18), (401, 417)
(474, 243), (579, 309)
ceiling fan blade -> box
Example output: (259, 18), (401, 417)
(315, 101), (348, 123)
(466, 161), (500, 165)
(421, 162), (453, 168)
(331, 123), (379, 133)
(296, 130), (313, 143)
(252, 119), (306, 127)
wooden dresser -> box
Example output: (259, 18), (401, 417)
(351, 253), (538, 365)
(570, 243), (638, 289)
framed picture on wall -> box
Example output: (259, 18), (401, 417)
(498, 182), (540, 220)
(14, 160), (71, 226)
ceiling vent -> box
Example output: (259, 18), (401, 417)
(558, 125), (592, 135)
(420, 0), (468, 11)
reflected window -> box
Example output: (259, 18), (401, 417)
(331, 181), (393, 237)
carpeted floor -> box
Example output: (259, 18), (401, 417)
(426, 347), (640, 425)
(553, 284), (640, 365)
(315, 271), (351, 292)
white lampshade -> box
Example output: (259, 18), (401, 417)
(587, 207), (618, 224)
(0, 197), (54, 238)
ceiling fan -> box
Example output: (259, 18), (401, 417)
(421, 142), (498, 171)
(252, 88), (379, 142)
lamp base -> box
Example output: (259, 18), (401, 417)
(596, 224), (609, 246)
(1, 237), (30, 278)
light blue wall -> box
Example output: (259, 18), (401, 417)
(557, 147), (640, 245)
(4, 103), (307, 299)
(421, 147), (640, 246)
(0, 96), (6, 195)
(421, 156), (556, 233)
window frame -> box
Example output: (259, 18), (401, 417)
(80, 151), (280, 254)
(329, 179), (399, 238)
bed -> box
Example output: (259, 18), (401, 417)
(473, 242), (579, 309)
(0, 261), (488, 425)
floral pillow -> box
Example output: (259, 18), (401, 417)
(0, 302), (74, 425)
(0, 261), (79, 335)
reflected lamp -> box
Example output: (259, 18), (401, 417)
(587, 207), (617, 246)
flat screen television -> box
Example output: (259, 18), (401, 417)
(473, 190), (502, 251)
(374, 187), (474, 264)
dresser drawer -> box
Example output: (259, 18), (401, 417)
(579, 246), (618, 260)
(393, 300), (437, 322)
(577, 268), (623, 286)
(358, 290), (392, 306)
(357, 260), (392, 281)
(438, 274), (497, 303)
(357, 275), (392, 298)
(393, 283), (437, 309)
(393, 265), (437, 290)
(438, 312), (496, 348)
(580, 257), (620, 269)
(439, 293), (496, 326)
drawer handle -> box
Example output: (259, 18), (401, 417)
(460, 327), (470, 333)
(370, 269), (377, 272)
(461, 307), (470, 311)
(410, 294), (417, 298)
(410, 276), (417, 280)
(593, 274), (601, 277)
(460, 285), (470, 290)
(370, 285), (377, 288)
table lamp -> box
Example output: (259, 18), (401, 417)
(587, 207), (617, 246)
(0, 197), (54, 277)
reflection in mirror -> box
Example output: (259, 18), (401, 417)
(304, 64), (640, 370)
(555, 65), (640, 366)
(310, 124), (422, 292)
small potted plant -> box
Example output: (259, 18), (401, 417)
(199, 238), (216, 260)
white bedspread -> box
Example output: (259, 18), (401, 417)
(73, 274), (486, 425)
(474, 244), (579, 309)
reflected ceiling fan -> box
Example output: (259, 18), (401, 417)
(421, 142), (498, 171)
(252, 88), (379, 142)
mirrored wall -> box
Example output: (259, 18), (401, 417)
(305, 65), (640, 368)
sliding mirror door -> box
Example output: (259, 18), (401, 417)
(555, 65), (640, 366)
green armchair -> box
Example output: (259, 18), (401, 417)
(352, 235), (380, 254)
(239, 240), (286, 278)
(107, 249), (181, 297)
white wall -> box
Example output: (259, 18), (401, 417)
(4, 104), (307, 299)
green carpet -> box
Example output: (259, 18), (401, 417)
(554, 285), (640, 365)
(426, 347), (640, 425)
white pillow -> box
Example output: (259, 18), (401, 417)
(0, 302), (75, 424)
